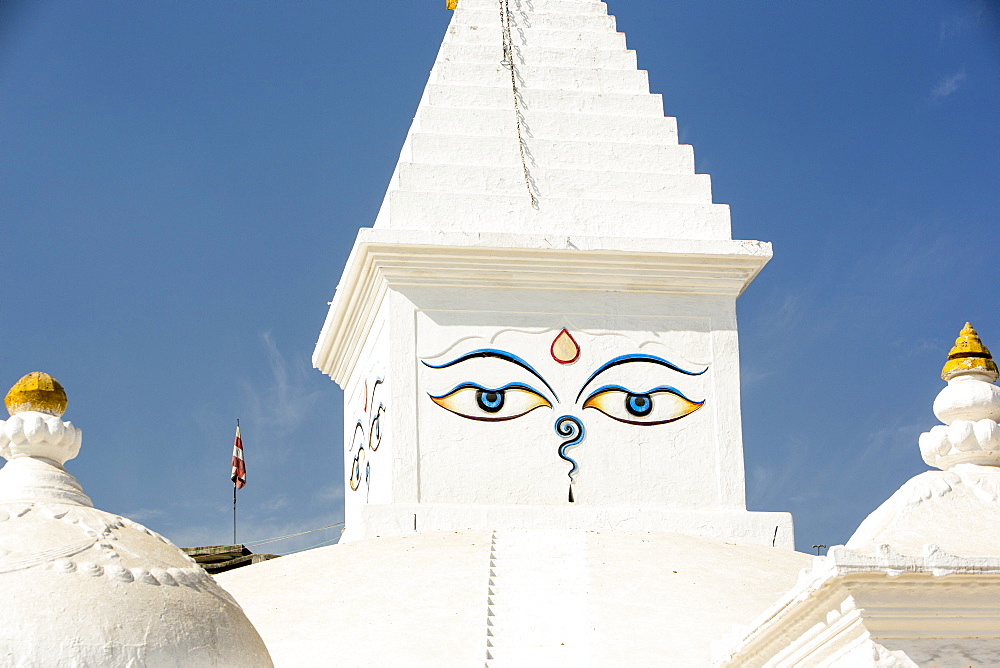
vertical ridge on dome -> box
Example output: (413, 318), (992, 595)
(482, 530), (593, 666)
(373, 0), (730, 240)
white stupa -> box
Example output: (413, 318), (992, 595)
(218, 1), (813, 664)
(6, 2), (997, 666)
(0, 372), (272, 666)
(716, 325), (1000, 666)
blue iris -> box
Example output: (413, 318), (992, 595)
(626, 393), (653, 417)
(476, 389), (505, 413)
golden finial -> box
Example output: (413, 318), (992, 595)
(942, 323), (998, 382)
(4, 372), (68, 417)
(447, 0), (459, 9)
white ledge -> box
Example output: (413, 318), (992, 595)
(713, 544), (1000, 666)
(312, 228), (771, 382)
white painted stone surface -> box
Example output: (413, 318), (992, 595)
(714, 545), (1000, 667)
(218, 529), (811, 667)
(0, 409), (272, 666)
(846, 464), (1000, 557)
(316, 230), (789, 546)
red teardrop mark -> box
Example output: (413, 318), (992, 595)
(551, 329), (581, 365)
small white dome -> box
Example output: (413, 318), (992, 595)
(846, 466), (1000, 557)
(0, 378), (272, 667)
(0, 501), (273, 666)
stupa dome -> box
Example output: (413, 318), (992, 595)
(847, 324), (1000, 556)
(0, 373), (272, 666)
(218, 529), (810, 665)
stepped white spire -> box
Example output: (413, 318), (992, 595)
(374, 0), (729, 240)
(315, 0), (786, 547)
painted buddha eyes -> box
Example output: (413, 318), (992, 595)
(430, 383), (552, 422)
(582, 385), (703, 425)
(424, 349), (705, 426)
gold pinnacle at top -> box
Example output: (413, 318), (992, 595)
(942, 322), (999, 382)
(4, 372), (68, 417)
(447, 0), (459, 9)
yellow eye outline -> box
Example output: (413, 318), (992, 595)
(582, 384), (703, 426)
(429, 382), (552, 422)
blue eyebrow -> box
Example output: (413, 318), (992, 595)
(575, 354), (706, 403)
(422, 348), (559, 401)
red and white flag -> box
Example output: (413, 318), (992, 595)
(231, 424), (246, 490)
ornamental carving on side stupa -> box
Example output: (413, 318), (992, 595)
(0, 373), (272, 665)
(846, 323), (1000, 557)
(920, 323), (1000, 470)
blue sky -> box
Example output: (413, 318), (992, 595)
(1, 1), (997, 554)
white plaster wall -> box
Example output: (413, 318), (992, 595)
(412, 309), (739, 509)
(319, 230), (789, 544)
(328, 273), (784, 543)
(406, 286), (746, 505)
(341, 302), (391, 539)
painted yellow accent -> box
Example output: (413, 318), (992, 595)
(942, 322), (998, 381)
(5, 372), (68, 417)
(447, 0), (459, 9)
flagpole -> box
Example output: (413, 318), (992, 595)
(233, 418), (239, 545)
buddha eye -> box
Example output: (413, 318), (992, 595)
(429, 382), (552, 422)
(582, 385), (703, 426)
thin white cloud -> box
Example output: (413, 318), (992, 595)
(237, 331), (324, 463)
(122, 508), (166, 522)
(940, 2), (985, 40)
(931, 70), (967, 99)
(315, 484), (345, 503)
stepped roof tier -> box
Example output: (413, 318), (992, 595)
(371, 0), (732, 241)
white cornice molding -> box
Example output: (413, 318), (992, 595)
(713, 544), (1000, 666)
(313, 229), (771, 384)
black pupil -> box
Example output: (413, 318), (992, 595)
(477, 390), (505, 413)
(626, 393), (652, 417)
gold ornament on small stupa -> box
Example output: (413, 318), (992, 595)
(941, 323), (998, 382)
(4, 372), (68, 417)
